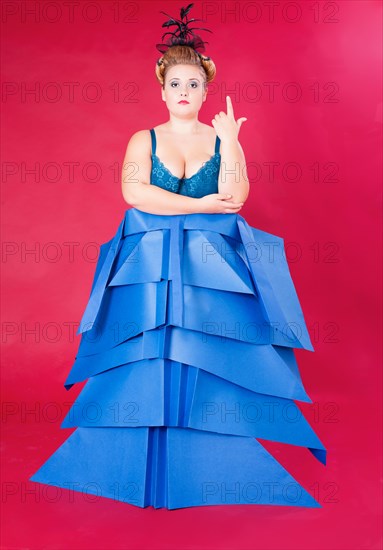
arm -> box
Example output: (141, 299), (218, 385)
(218, 138), (250, 204)
(121, 130), (202, 215)
(212, 96), (250, 204)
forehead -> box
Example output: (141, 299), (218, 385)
(166, 64), (204, 80)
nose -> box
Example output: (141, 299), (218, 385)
(180, 85), (188, 97)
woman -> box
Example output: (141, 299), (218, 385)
(30, 5), (326, 510)
(121, 46), (248, 214)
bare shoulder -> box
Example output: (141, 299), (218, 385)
(125, 129), (151, 151)
(201, 122), (215, 132)
(199, 122), (216, 137)
(122, 129), (153, 189)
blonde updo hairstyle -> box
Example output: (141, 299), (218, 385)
(155, 45), (216, 89)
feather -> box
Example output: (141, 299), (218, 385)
(156, 4), (212, 55)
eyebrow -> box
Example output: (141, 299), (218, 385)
(169, 78), (201, 82)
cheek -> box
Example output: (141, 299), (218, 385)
(167, 90), (177, 99)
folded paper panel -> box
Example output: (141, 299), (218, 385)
(167, 428), (321, 509)
(65, 337), (143, 389)
(29, 427), (150, 508)
(77, 217), (126, 335)
(237, 219), (314, 351)
(167, 327), (311, 402)
(188, 369), (326, 463)
(61, 358), (326, 465)
(65, 326), (168, 388)
(65, 324), (311, 401)
(181, 284), (275, 345)
(77, 281), (168, 357)
(109, 230), (167, 286)
(183, 229), (254, 294)
(109, 232), (146, 276)
(89, 239), (113, 295)
(30, 426), (321, 509)
(64, 327), (311, 402)
(62, 358), (165, 428)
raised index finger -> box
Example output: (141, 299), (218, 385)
(226, 95), (235, 118)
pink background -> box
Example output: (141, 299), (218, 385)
(2, 1), (382, 549)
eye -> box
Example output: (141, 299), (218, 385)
(170, 82), (179, 87)
(189, 82), (199, 88)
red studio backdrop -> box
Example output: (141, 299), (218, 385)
(1, 1), (382, 549)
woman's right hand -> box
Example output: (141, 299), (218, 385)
(197, 193), (244, 214)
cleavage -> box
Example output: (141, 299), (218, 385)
(155, 147), (215, 179)
(154, 151), (216, 180)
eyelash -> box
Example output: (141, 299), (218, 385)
(170, 82), (199, 88)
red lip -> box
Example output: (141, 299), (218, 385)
(178, 100), (189, 104)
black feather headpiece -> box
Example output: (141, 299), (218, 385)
(156, 3), (212, 56)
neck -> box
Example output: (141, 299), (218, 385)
(165, 113), (202, 134)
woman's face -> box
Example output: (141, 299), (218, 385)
(161, 64), (207, 116)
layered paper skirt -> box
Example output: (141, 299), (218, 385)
(29, 208), (326, 509)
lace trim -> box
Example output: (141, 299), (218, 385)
(151, 153), (221, 198)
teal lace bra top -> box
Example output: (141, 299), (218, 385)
(150, 128), (221, 198)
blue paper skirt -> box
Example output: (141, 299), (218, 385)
(29, 208), (326, 509)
